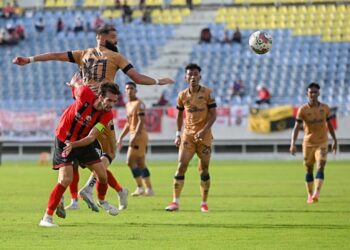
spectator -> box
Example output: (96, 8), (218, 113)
(15, 22), (25, 40)
(232, 27), (242, 44)
(74, 16), (84, 33)
(221, 30), (231, 43)
(199, 27), (212, 43)
(92, 15), (104, 31)
(122, 1), (133, 23)
(141, 7), (152, 24)
(186, 0), (193, 10)
(255, 84), (271, 105)
(56, 17), (64, 34)
(139, 0), (145, 10)
(2, 2), (15, 18)
(34, 17), (45, 32)
(114, 0), (121, 9)
(230, 80), (244, 98)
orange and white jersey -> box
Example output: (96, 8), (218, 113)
(68, 46), (132, 93)
(177, 85), (216, 136)
(126, 98), (147, 135)
(296, 102), (331, 146)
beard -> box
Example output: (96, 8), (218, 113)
(105, 40), (118, 52)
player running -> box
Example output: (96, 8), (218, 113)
(39, 83), (120, 227)
(117, 82), (154, 197)
(290, 82), (337, 204)
(165, 63), (217, 212)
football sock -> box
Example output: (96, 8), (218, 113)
(46, 183), (67, 216)
(96, 181), (108, 201)
(83, 175), (97, 192)
(107, 170), (122, 192)
(69, 169), (80, 199)
(172, 198), (179, 204)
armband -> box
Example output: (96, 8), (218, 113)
(176, 131), (181, 137)
(95, 123), (105, 132)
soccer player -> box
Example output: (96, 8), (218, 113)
(290, 82), (337, 204)
(117, 82), (154, 197)
(63, 72), (128, 211)
(39, 82), (120, 227)
(12, 25), (173, 209)
(165, 63), (217, 212)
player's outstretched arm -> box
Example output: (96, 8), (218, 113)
(12, 52), (70, 66)
(126, 68), (174, 86)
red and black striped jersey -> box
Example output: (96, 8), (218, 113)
(56, 86), (113, 142)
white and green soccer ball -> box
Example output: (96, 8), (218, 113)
(249, 30), (272, 55)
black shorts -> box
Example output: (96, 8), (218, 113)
(52, 138), (101, 170)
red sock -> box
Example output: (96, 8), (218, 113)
(46, 183), (67, 216)
(69, 169), (79, 199)
(107, 170), (123, 192)
(96, 181), (108, 201)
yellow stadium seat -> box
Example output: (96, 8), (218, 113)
(171, 0), (186, 6)
(102, 9), (113, 18)
(133, 10), (142, 18)
(181, 8), (191, 16)
(215, 15), (225, 23)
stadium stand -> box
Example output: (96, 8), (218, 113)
(0, 7), (180, 111)
(170, 4), (350, 116)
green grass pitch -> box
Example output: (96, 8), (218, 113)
(0, 160), (349, 250)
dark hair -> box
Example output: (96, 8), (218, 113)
(125, 81), (137, 88)
(96, 25), (116, 35)
(307, 82), (320, 90)
(99, 82), (121, 96)
(185, 63), (201, 72)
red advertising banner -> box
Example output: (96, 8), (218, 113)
(0, 109), (57, 141)
(114, 108), (163, 133)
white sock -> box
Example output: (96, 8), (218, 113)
(83, 175), (97, 192)
(71, 198), (78, 204)
(173, 198), (179, 204)
(43, 213), (52, 220)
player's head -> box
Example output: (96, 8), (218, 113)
(306, 82), (320, 102)
(185, 63), (201, 87)
(98, 82), (120, 111)
(125, 81), (137, 99)
(97, 25), (118, 52)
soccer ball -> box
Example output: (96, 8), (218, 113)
(249, 30), (272, 55)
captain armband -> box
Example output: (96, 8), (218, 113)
(95, 123), (106, 132)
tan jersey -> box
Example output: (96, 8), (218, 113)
(177, 85), (216, 136)
(296, 102), (331, 146)
(126, 98), (147, 134)
(69, 46), (131, 93)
